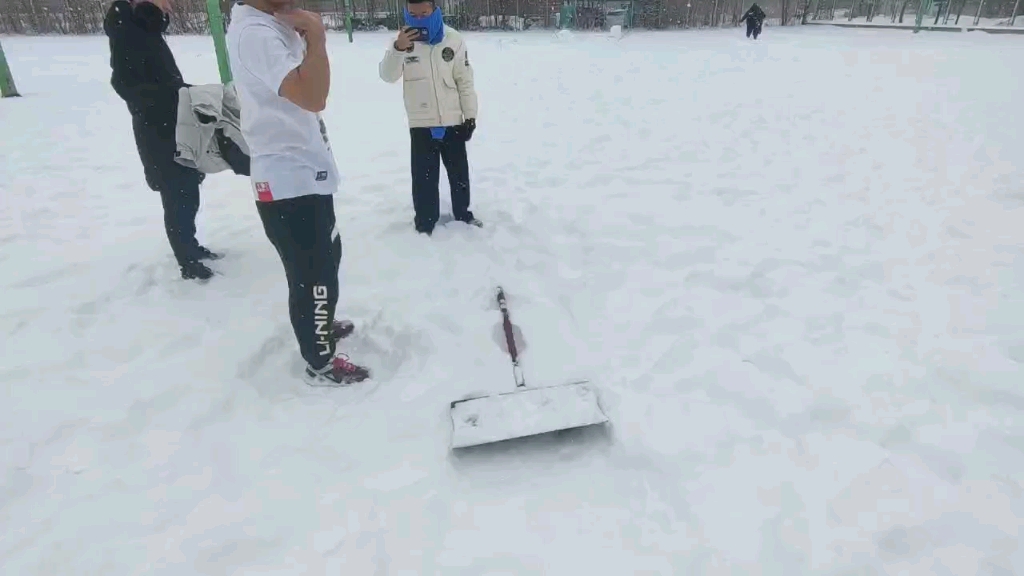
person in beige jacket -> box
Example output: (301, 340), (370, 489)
(379, 0), (480, 235)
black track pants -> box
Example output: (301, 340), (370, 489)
(158, 174), (202, 266)
(256, 194), (342, 370)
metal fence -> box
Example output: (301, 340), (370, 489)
(0, 0), (1016, 34)
(803, 0), (1021, 26)
(0, 0), (816, 34)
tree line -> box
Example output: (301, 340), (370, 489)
(0, 0), (1017, 34)
(0, 0), (796, 34)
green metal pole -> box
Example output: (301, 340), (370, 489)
(0, 39), (21, 98)
(344, 0), (354, 42)
(206, 0), (233, 83)
(914, 0), (933, 31)
(560, 1), (576, 28)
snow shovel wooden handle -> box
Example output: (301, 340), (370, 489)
(496, 287), (526, 388)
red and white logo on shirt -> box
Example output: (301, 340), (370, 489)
(255, 181), (273, 202)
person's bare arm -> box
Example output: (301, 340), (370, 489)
(276, 10), (330, 113)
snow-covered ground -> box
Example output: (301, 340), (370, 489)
(3, 26), (1023, 575)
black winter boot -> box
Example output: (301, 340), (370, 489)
(180, 260), (214, 281)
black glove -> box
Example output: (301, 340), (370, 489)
(458, 118), (476, 142)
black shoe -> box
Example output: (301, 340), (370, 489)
(195, 246), (223, 261)
(415, 221), (435, 235)
(454, 212), (483, 227)
(332, 320), (354, 341)
(180, 260), (214, 281)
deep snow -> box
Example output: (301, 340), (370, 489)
(2, 26), (1023, 575)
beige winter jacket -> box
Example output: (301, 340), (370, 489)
(378, 26), (478, 128)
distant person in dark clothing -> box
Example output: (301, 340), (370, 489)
(740, 3), (766, 39)
(103, 0), (221, 281)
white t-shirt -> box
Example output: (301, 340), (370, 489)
(226, 3), (339, 202)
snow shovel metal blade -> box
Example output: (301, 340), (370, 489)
(448, 286), (609, 450)
(449, 380), (608, 449)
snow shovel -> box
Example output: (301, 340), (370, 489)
(449, 287), (609, 449)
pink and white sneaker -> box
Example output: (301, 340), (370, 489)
(305, 353), (371, 386)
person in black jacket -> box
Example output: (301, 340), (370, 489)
(739, 3), (766, 39)
(104, 0), (220, 281)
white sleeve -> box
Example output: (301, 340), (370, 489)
(235, 25), (303, 96)
(379, 43), (405, 83)
(451, 39), (477, 119)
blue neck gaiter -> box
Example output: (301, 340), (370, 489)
(404, 7), (444, 45)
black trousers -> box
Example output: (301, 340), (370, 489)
(746, 20), (762, 38)
(410, 127), (471, 229)
(256, 194), (342, 370)
(158, 173), (202, 266)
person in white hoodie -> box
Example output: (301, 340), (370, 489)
(226, 0), (370, 386)
(379, 0), (480, 235)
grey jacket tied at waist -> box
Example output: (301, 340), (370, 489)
(175, 83), (251, 175)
